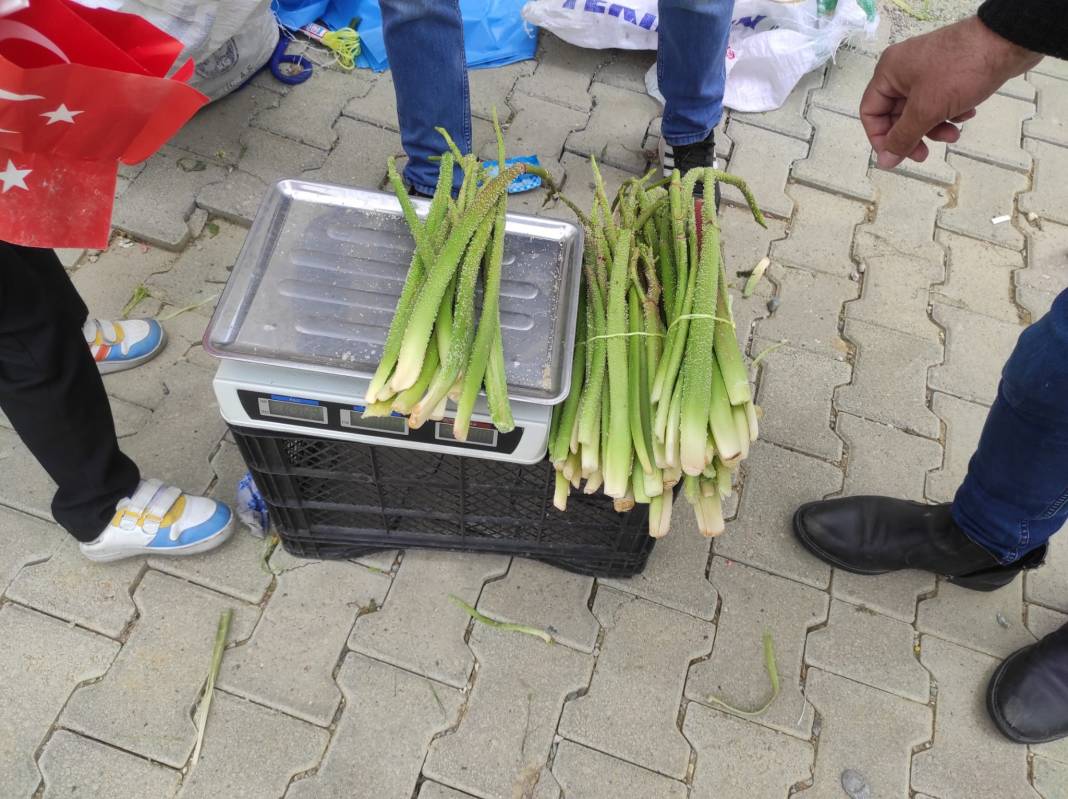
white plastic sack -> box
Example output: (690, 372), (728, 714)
(525, 0), (879, 113)
(74, 0), (278, 101)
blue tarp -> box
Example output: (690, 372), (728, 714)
(272, 0), (538, 72)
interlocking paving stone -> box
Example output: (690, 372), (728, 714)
(60, 571), (257, 767)
(854, 169), (946, 260)
(1029, 605), (1068, 646)
(287, 653), (462, 799)
(720, 203), (788, 272)
(1022, 222), (1068, 302)
(1020, 138), (1068, 227)
(595, 50), (654, 96)
(301, 116), (406, 191)
(233, 128), (327, 184)
(831, 568), (936, 624)
(177, 691), (327, 799)
(715, 442), (841, 588)
(121, 362), (227, 494)
(888, 139), (958, 185)
(423, 623), (593, 799)
(811, 48), (876, 119)
(1026, 537), (1068, 614)
(835, 319), (942, 438)
(806, 599), (929, 701)
(112, 147), (229, 250)
(1000, 74), (1037, 102)
(938, 154), (1029, 250)
(687, 558), (826, 739)
(792, 108), (875, 203)
(684, 703), (814, 798)
(349, 551), (507, 689)
(147, 441), (273, 605)
(0, 505), (58, 595)
(926, 392), (988, 505)
(552, 739), (688, 799)
(196, 170), (266, 227)
(1034, 59), (1068, 81)
(559, 588), (711, 778)
(755, 264), (857, 359)
(770, 185), (867, 279)
(911, 636), (1035, 799)
(71, 239), (178, 319)
(1017, 285), (1059, 322)
(468, 60), (535, 121)
(341, 74), (400, 132)
(254, 68), (375, 150)
(39, 729), (180, 799)
(836, 413), (943, 501)
(933, 230), (1024, 323)
(514, 32), (605, 113)
(481, 91), (588, 165)
(6, 537), (140, 637)
(145, 220), (245, 313)
(418, 784), (477, 799)
(797, 669), (930, 799)
(734, 67), (823, 141)
(847, 250), (943, 339)
(948, 93), (1034, 173)
(755, 346), (851, 461)
(917, 578), (1036, 658)
(169, 86), (280, 165)
(720, 120), (808, 218)
(0, 427), (55, 522)
(1025, 72), (1068, 147)
(477, 558), (598, 652)
(565, 82), (660, 174)
(0, 604), (118, 798)
(601, 508), (717, 620)
(219, 556), (389, 726)
(928, 303), (1023, 406)
(1034, 756), (1068, 799)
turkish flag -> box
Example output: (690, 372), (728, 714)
(0, 0), (208, 248)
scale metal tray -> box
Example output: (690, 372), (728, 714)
(206, 180), (583, 404)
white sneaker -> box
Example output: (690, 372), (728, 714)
(85, 318), (167, 375)
(80, 479), (234, 563)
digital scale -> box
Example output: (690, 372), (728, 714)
(206, 179), (583, 465)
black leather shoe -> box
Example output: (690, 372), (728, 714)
(988, 622), (1068, 743)
(793, 496), (1046, 592)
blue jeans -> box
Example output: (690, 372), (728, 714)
(953, 289), (1068, 564)
(379, 0), (734, 194)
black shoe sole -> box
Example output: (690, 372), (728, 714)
(985, 648), (1065, 744)
(791, 505), (1020, 593)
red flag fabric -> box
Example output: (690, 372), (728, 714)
(0, 0), (208, 248)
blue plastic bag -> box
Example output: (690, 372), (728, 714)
(482, 155), (543, 194)
(275, 0), (537, 72)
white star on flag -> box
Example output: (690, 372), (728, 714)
(0, 159), (30, 193)
(41, 104), (82, 125)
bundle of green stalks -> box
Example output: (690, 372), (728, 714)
(365, 112), (531, 440)
(546, 159), (765, 539)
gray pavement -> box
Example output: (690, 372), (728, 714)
(2, 1), (1068, 795)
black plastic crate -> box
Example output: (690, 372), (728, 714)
(230, 426), (656, 577)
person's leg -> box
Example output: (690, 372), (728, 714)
(379, 0), (470, 195)
(657, 0), (734, 145)
(953, 289), (1068, 563)
(0, 244), (140, 541)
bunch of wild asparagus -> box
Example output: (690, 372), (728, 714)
(364, 117), (525, 440)
(547, 160), (765, 538)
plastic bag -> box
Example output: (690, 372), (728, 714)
(526, 0), (878, 113)
(237, 472), (271, 538)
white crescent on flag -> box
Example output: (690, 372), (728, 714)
(0, 88), (42, 101)
(0, 19), (69, 63)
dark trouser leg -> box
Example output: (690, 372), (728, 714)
(0, 244), (139, 541)
(953, 289), (1068, 563)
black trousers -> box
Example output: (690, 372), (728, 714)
(0, 244), (139, 541)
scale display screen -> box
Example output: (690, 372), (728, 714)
(436, 420), (498, 448)
(258, 396), (328, 424)
(341, 407), (409, 435)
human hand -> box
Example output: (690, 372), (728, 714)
(860, 16), (1043, 169)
